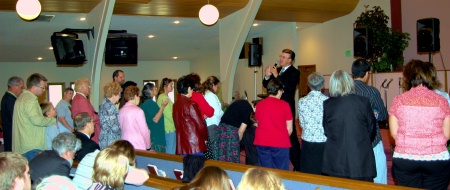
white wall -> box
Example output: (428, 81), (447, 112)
(297, 0), (391, 75)
(401, 0), (450, 75)
(190, 49), (220, 81)
(233, 22), (297, 103)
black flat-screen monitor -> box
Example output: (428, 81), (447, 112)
(51, 32), (86, 65)
(105, 33), (138, 65)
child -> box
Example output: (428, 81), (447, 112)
(40, 102), (59, 150)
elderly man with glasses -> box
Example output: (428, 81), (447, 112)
(71, 78), (101, 144)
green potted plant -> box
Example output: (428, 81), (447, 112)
(354, 6), (410, 72)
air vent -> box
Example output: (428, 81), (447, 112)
(35, 15), (55, 22)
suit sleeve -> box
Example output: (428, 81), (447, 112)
(277, 68), (300, 94)
(322, 102), (328, 137)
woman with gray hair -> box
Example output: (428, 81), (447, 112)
(321, 70), (376, 181)
(297, 72), (328, 174)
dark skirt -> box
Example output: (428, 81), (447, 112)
(213, 123), (240, 163)
(299, 140), (326, 175)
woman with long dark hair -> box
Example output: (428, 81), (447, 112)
(157, 78), (176, 154)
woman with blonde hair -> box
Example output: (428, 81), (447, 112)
(119, 86), (151, 150)
(237, 168), (284, 190)
(157, 78), (176, 154)
(99, 82), (123, 149)
(89, 147), (130, 189)
(173, 166), (231, 190)
(322, 70), (376, 181)
(73, 140), (148, 189)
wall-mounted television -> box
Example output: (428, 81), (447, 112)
(51, 32), (86, 65)
(105, 33), (138, 65)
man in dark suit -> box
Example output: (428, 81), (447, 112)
(29, 132), (81, 185)
(73, 112), (100, 161)
(1, 76), (24, 151)
(262, 48), (301, 171)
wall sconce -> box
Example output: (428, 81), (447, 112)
(16, 0), (42, 21)
(199, 2), (219, 26)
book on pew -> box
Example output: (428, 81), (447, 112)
(173, 169), (183, 180)
(147, 164), (167, 177)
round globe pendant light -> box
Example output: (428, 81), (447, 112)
(16, 0), (42, 21)
(199, 4), (219, 26)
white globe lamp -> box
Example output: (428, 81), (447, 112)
(16, 0), (42, 21)
(199, 4), (219, 26)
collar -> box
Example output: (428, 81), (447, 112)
(281, 65), (291, 71)
(76, 92), (87, 98)
(81, 132), (91, 138)
(6, 90), (17, 98)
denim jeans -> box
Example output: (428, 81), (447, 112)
(165, 131), (176, 154)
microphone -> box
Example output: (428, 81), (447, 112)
(381, 79), (387, 87)
(244, 90), (248, 100)
(398, 77), (402, 86)
(386, 78), (393, 88)
(274, 60), (279, 67)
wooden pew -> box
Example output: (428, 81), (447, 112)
(135, 150), (419, 190)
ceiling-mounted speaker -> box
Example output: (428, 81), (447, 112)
(417, 18), (440, 53)
(353, 28), (372, 58)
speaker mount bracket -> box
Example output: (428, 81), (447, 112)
(61, 27), (95, 40)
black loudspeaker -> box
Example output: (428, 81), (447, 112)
(353, 28), (372, 57)
(248, 44), (262, 67)
(51, 32), (86, 65)
(105, 33), (138, 65)
(417, 18), (440, 52)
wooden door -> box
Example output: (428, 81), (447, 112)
(298, 65), (316, 99)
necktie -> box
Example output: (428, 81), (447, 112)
(279, 68), (285, 76)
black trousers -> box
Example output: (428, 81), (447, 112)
(289, 120), (301, 171)
(393, 157), (450, 190)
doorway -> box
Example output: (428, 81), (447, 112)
(298, 65), (316, 99)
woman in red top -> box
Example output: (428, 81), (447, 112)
(254, 79), (292, 170)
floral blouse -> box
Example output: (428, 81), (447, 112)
(298, 91), (328, 143)
(99, 97), (121, 149)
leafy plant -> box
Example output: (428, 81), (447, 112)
(354, 6), (410, 72)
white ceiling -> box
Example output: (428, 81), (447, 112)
(0, 11), (314, 63)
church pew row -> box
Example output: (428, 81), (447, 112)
(135, 150), (419, 190)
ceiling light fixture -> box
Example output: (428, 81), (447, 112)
(79, 17), (86, 21)
(173, 57), (178, 60)
(173, 20), (180, 24)
(48, 46), (53, 50)
(37, 57), (43, 60)
(252, 23), (259, 26)
(148, 35), (155, 38)
(16, 0), (42, 21)
(199, 1), (219, 26)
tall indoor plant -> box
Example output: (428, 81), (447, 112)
(354, 6), (410, 72)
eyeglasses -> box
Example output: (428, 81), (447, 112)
(36, 86), (46, 91)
